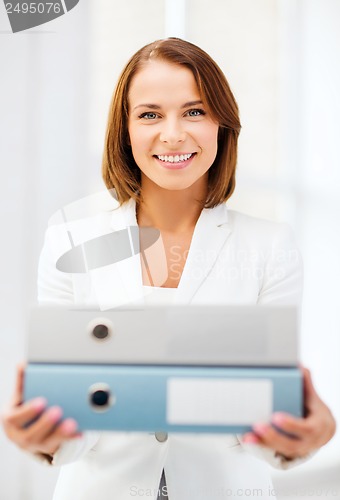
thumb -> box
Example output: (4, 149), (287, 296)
(11, 362), (26, 407)
(301, 366), (320, 415)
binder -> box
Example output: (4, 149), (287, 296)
(24, 363), (303, 433)
(27, 305), (298, 366)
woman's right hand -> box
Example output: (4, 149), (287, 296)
(1, 363), (81, 458)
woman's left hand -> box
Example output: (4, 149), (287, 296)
(242, 367), (337, 459)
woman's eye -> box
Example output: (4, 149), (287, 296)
(139, 112), (158, 120)
(186, 108), (206, 117)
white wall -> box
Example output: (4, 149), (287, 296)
(0, 1), (339, 498)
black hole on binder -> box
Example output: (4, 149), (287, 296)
(92, 324), (109, 340)
(91, 389), (110, 407)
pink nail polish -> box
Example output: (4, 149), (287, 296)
(47, 407), (63, 423)
(61, 419), (78, 434)
(31, 397), (47, 410)
(243, 435), (259, 444)
(253, 423), (269, 435)
(272, 413), (286, 425)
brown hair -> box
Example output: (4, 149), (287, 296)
(102, 38), (241, 208)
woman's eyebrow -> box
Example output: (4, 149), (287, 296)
(132, 100), (203, 112)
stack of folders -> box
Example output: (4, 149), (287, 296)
(24, 305), (303, 433)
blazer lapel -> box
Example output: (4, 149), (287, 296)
(175, 203), (232, 304)
(90, 198), (232, 310)
(90, 198), (145, 310)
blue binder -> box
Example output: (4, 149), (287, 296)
(24, 364), (303, 433)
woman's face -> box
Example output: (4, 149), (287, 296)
(128, 60), (219, 194)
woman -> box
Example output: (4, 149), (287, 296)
(2, 38), (336, 500)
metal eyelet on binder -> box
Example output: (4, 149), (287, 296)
(87, 317), (114, 341)
(155, 432), (168, 442)
(88, 383), (115, 412)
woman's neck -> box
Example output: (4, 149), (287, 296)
(137, 179), (207, 233)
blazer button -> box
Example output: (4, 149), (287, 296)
(155, 432), (168, 443)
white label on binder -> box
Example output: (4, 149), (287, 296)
(167, 378), (273, 425)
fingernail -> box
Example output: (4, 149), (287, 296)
(253, 423), (269, 436)
(272, 413), (286, 425)
(47, 406), (63, 423)
(243, 435), (260, 444)
(61, 419), (78, 435)
(31, 397), (47, 410)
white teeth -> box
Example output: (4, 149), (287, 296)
(156, 153), (193, 163)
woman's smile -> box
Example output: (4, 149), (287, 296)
(153, 152), (197, 169)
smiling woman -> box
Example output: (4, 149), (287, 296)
(1, 37), (336, 500)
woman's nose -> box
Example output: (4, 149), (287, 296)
(159, 119), (186, 144)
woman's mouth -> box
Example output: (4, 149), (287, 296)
(153, 152), (196, 170)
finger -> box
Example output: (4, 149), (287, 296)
(40, 419), (80, 455)
(251, 422), (303, 458)
(242, 432), (261, 444)
(11, 363), (26, 406)
(23, 406), (64, 444)
(270, 412), (317, 438)
(5, 398), (47, 428)
(302, 368), (321, 411)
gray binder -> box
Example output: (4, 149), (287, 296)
(27, 305), (298, 366)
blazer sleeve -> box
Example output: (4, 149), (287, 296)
(239, 222), (316, 470)
(36, 224), (100, 466)
(37, 224), (75, 305)
(256, 222), (303, 308)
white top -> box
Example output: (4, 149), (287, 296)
(39, 201), (306, 500)
(143, 285), (177, 305)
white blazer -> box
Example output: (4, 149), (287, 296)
(37, 196), (308, 500)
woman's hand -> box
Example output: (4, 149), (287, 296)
(242, 367), (337, 460)
(1, 363), (81, 458)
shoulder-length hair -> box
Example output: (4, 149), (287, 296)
(102, 38), (241, 208)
